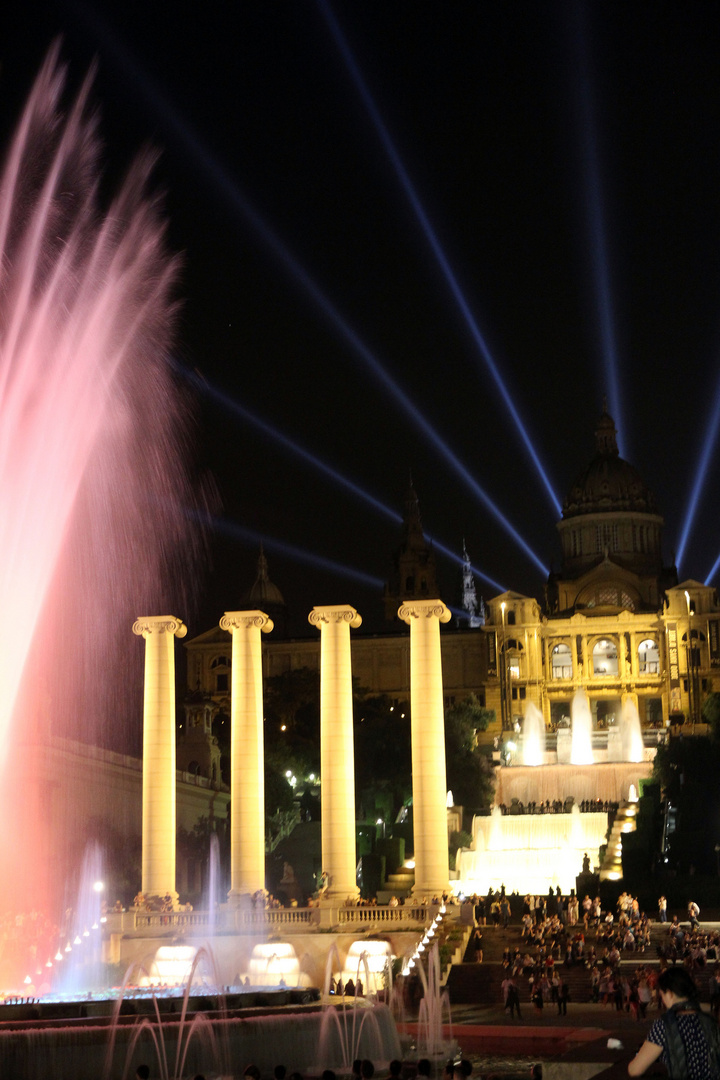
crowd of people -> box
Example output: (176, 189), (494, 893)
(495, 800), (621, 815)
(132, 1057), (476, 1080)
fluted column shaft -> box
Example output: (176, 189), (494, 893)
(309, 604), (362, 902)
(133, 616), (187, 901)
(399, 600), (452, 899)
(220, 610), (274, 904)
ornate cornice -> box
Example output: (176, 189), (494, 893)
(133, 616), (187, 639)
(308, 605), (362, 629)
(398, 600), (452, 625)
(220, 611), (274, 634)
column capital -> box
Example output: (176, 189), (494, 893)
(133, 616), (187, 639)
(398, 599), (452, 625)
(309, 604), (362, 629)
(220, 610), (274, 633)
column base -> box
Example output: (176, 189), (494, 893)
(227, 889), (265, 910)
(411, 884), (450, 903)
(141, 890), (180, 912)
(318, 886), (360, 907)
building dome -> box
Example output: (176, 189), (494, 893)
(562, 407), (657, 519)
(242, 546), (285, 607)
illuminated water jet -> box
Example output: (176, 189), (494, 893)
(521, 702), (546, 766)
(0, 45), (199, 961)
(570, 690), (595, 765)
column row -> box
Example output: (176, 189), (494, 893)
(135, 599), (451, 906)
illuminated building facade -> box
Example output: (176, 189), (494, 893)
(186, 409), (720, 744)
(483, 409), (720, 737)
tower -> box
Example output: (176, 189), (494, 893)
(383, 482), (438, 620)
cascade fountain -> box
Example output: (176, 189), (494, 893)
(455, 694), (654, 893)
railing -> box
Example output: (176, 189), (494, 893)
(337, 906), (434, 926)
(116, 904), (433, 934)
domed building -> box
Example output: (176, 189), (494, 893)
(483, 407), (720, 736)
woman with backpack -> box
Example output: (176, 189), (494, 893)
(628, 967), (720, 1078)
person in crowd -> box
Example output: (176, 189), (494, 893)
(628, 967), (720, 1077)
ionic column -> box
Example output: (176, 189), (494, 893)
(220, 611), (274, 906)
(133, 616), (187, 903)
(399, 599), (452, 900)
(309, 604), (362, 902)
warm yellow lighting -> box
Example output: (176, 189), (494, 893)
(280, 724), (286, 731)
(405, 859), (415, 869)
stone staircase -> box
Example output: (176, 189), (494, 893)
(444, 916), (694, 1006)
(599, 801), (636, 881)
(377, 865), (415, 904)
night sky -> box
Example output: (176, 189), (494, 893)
(4, 2), (720, 638)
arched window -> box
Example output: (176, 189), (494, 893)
(593, 638), (618, 676)
(501, 638), (523, 680)
(551, 643), (572, 679)
(638, 638), (659, 675)
(211, 655), (231, 694)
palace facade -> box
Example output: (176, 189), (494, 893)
(185, 408), (720, 750)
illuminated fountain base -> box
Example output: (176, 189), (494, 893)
(244, 941), (311, 988)
(456, 807), (609, 894)
(455, 760), (654, 893)
(493, 761), (653, 806)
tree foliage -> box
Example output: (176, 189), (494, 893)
(444, 695), (496, 810)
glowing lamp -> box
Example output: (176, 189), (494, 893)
(93, 881), (104, 893)
(54, 951), (63, 962)
(64, 943), (71, 953)
(23, 975), (31, 985)
(74, 935), (82, 946)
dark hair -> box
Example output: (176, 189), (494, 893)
(288, 1074), (304, 1080)
(460, 1063), (472, 1077)
(417, 1062), (432, 1078)
(361, 1062), (375, 1080)
(244, 1067), (262, 1080)
(322, 1072), (337, 1080)
(275, 1070), (287, 1080)
(389, 1063), (402, 1078)
(658, 967), (699, 1002)
(136, 1069), (150, 1080)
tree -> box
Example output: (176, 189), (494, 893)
(444, 695), (496, 811)
(703, 692), (720, 740)
(353, 687), (412, 820)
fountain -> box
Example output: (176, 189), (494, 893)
(0, 43), (201, 930)
(521, 702), (546, 766)
(621, 699), (645, 763)
(570, 690), (595, 765)
(340, 939), (394, 996)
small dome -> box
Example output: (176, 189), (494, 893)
(243, 547), (285, 607)
(563, 407), (657, 518)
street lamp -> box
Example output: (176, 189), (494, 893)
(685, 590), (695, 733)
(500, 601), (507, 731)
